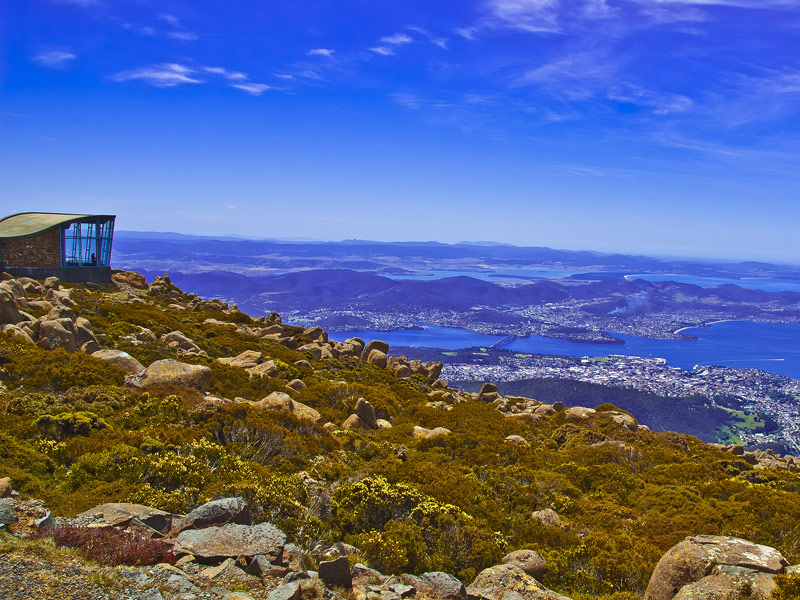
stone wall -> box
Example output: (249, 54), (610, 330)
(0, 228), (61, 268)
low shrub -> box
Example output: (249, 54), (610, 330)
(48, 525), (176, 565)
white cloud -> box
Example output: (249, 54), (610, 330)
(34, 50), (76, 67)
(274, 73), (295, 80)
(380, 33), (414, 45)
(204, 66), (247, 80)
(168, 31), (199, 41)
(486, 0), (561, 33)
(517, 52), (616, 99)
(158, 13), (181, 26)
(370, 46), (394, 56)
(112, 63), (202, 87)
(307, 48), (335, 58)
(408, 26), (449, 48)
(230, 82), (271, 95)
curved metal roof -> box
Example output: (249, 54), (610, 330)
(0, 212), (115, 239)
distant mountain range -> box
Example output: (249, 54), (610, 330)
(113, 231), (800, 279)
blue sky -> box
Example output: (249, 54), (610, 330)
(2, 0), (800, 263)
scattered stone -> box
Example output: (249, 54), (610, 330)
(245, 555), (273, 578)
(0, 477), (12, 498)
(505, 435), (529, 447)
(140, 359), (212, 392)
(294, 360), (312, 369)
(412, 425), (452, 440)
(267, 582), (302, 600)
(530, 509), (560, 527)
(218, 350), (263, 369)
(201, 558), (246, 579)
(286, 379), (306, 392)
(502, 550), (547, 580)
(319, 556), (353, 589)
(343, 414), (368, 430)
(376, 419), (392, 429)
(247, 360), (278, 378)
(352, 563), (387, 586)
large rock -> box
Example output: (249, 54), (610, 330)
(673, 565), (778, 600)
(417, 571), (466, 600)
(92, 349), (145, 375)
(141, 359), (211, 392)
(502, 550), (547, 580)
(0, 498), (18, 526)
(162, 331), (201, 353)
(174, 522), (286, 562)
(247, 360), (278, 378)
(76, 502), (174, 534)
(318, 556), (353, 589)
(361, 340), (390, 360)
(36, 320), (76, 352)
(366, 349), (388, 369)
(644, 535), (789, 600)
(218, 350), (263, 369)
(355, 398), (378, 429)
(255, 393), (322, 423)
(172, 497), (251, 535)
(0, 290), (22, 325)
(469, 564), (570, 600)
(113, 270), (149, 289)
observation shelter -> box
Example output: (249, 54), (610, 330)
(0, 212), (116, 282)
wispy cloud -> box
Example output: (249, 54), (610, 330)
(204, 66), (247, 81)
(34, 50), (76, 67)
(230, 82), (272, 95)
(158, 13), (181, 27)
(370, 46), (394, 56)
(307, 48), (335, 58)
(380, 32), (414, 45)
(112, 63), (202, 87)
(408, 26), (449, 49)
(168, 31), (199, 41)
(516, 52), (617, 99)
(274, 73), (295, 80)
(485, 0), (561, 33)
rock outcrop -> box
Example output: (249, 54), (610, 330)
(644, 535), (790, 600)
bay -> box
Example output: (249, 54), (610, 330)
(331, 321), (800, 379)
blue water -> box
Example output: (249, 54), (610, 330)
(626, 273), (800, 293)
(331, 321), (800, 379)
(330, 325), (504, 350)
